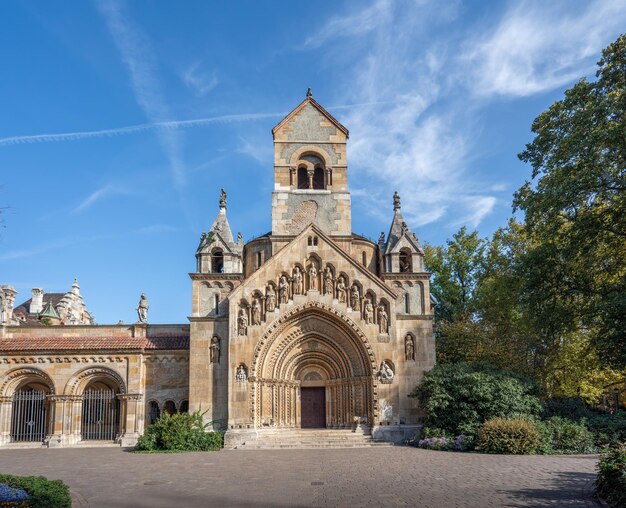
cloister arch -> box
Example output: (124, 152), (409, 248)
(250, 302), (378, 428)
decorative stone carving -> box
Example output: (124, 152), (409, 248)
(210, 336), (220, 364)
(363, 298), (374, 324)
(393, 191), (401, 211)
(350, 285), (360, 310)
(237, 309), (248, 336)
(378, 361), (394, 383)
(381, 399), (393, 421)
(293, 267), (303, 295)
(265, 284), (276, 312)
(336, 276), (346, 303)
(279, 275), (290, 304)
(136, 293), (149, 324)
(401, 221), (409, 236)
(236, 365), (247, 383)
(377, 304), (389, 333)
(219, 188), (227, 209)
(405, 335), (415, 361)
(307, 264), (317, 291)
(251, 299), (261, 326)
(323, 266), (334, 295)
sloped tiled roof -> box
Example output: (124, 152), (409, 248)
(0, 335), (189, 352)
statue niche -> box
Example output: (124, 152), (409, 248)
(237, 308), (248, 336)
(377, 304), (389, 334)
(210, 336), (220, 364)
(292, 267), (303, 295)
(350, 284), (360, 311)
(323, 266), (334, 296)
(363, 298), (374, 324)
(279, 275), (290, 304)
(336, 275), (347, 303)
(251, 299), (262, 326)
(265, 284), (276, 312)
(307, 262), (318, 291)
(405, 334), (415, 361)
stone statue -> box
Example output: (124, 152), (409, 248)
(378, 304), (389, 333)
(279, 275), (290, 304)
(308, 264), (317, 290)
(251, 299), (261, 326)
(237, 232), (243, 244)
(306, 87), (313, 98)
(350, 285), (360, 310)
(378, 232), (385, 244)
(379, 361), (394, 382)
(363, 298), (374, 324)
(401, 221), (409, 235)
(237, 308), (248, 336)
(219, 188), (227, 209)
(236, 365), (247, 383)
(266, 284), (276, 312)
(293, 267), (303, 295)
(323, 267), (334, 295)
(136, 293), (149, 323)
(405, 335), (415, 361)
(336, 276), (346, 303)
(210, 336), (220, 364)
(393, 191), (401, 211)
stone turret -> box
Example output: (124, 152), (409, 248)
(196, 189), (243, 274)
(381, 192), (424, 274)
(0, 286), (17, 325)
(29, 288), (44, 314)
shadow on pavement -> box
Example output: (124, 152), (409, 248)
(501, 471), (597, 507)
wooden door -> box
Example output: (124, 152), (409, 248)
(301, 387), (326, 428)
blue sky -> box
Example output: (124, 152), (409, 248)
(1, 0), (625, 324)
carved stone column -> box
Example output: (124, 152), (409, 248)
(289, 166), (296, 189)
(0, 396), (12, 446)
(325, 167), (332, 190)
(117, 393), (143, 447)
(307, 168), (314, 189)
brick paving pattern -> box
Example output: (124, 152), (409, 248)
(0, 447), (600, 507)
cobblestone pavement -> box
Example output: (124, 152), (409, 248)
(0, 447), (600, 507)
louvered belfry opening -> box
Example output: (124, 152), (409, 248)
(81, 381), (120, 441)
(11, 385), (48, 442)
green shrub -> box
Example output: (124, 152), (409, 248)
(588, 410), (626, 447)
(136, 411), (224, 452)
(542, 397), (594, 421)
(411, 362), (543, 438)
(596, 444), (626, 507)
(534, 416), (596, 454)
(476, 418), (540, 455)
(0, 474), (71, 508)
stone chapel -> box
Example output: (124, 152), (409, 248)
(0, 93), (436, 448)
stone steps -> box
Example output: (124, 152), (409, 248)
(231, 429), (394, 449)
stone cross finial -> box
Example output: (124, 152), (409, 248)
(393, 191), (401, 211)
(219, 188), (227, 210)
(306, 87), (313, 98)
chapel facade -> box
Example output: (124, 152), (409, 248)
(0, 93), (435, 448)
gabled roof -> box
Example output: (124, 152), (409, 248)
(232, 223), (397, 300)
(385, 209), (423, 255)
(272, 95), (349, 138)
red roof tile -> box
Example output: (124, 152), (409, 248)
(0, 335), (189, 352)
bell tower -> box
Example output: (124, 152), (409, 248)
(271, 90), (351, 239)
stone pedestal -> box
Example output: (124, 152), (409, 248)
(372, 424), (421, 444)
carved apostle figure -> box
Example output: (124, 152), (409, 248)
(266, 284), (276, 312)
(405, 335), (415, 361)
(210, 336), (220, 363)
(363, 298), (374, 324)
(279, 275), (290, 304)
(237, 309), (248, 336)
(308, 264), (318, 290)
(136, 293), (149, 323)
(336, 276), (346, 303)
(350, 285), (360, 310)
(323, 266), (334, 295)
(379, 361), (394, 381)
(378, 304), (389, 333)
(251, 299), (261, 326)
(293, 267), (303, 295)
(236, 365), (247, 383)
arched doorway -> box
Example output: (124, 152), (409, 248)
(81, 380), (120, 441)
(251, 305), (376, 429)
(11, 383), (49, 442)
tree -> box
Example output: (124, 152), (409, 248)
(515, 34), (626, 367)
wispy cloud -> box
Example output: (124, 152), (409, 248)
(138, 224), (179, 234)
(237, 136), (272, 165)
(0, 234), (119, 262)
(182, 62), (219, 96)
(462, 0), (626, 97)
(95, 0), (187, 188)
(72, 184), (129, 214)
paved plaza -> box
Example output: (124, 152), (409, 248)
(0, 447), (601, 507)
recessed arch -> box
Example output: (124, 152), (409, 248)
(64, 366), (126, 396)
(1, 367), (55, 397)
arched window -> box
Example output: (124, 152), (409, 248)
(399, 249), (412, 272)
(211, 249), (224, 273)
(214, 294), (220, 316)
(405, 293), (410, 314)
(297, 167), (308, 189)
(313, 166), (325, 189)
(148, 401), (160, 425)
(256, 251), (262, 268)
(362, 252), (367, 267)
(163, 400), (176, 415)
(179, 400), (189, 413)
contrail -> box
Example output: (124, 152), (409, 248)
(0, 112), (286, 147)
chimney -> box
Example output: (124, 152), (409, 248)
(30, 288), (44, 314)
